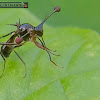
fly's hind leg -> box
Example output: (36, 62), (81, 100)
(13, 50), (26, 78)
(0, 52), (6, 77)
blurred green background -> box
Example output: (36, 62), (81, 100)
(29, 0), (100, 33)
(1, 0), (100, 32)
(0, 0), (100, 100)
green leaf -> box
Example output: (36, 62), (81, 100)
(0, 9), (100, 100)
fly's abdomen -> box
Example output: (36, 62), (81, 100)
(1, 45), (13, 58)
(1, 35), (15, 58)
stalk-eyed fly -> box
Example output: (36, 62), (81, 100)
(0, 6), (62, 78)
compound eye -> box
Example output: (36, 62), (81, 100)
(19, 26), (26, 32)
(19, 27), (23, 31)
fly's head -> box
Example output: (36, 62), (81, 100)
(15, 23), (35, 44)
(14, 6), (61, 44)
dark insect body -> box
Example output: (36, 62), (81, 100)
(0, 6), (62, 78)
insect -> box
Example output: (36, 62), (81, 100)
(0, 6), (62, 78)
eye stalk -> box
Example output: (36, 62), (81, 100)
(35, 6), (61, 35)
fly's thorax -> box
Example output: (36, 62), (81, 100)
(18, 23), (35, 37)
(34, 31), (43, 37)
(16, 23), (35, 42)
(19, 23), (35, 32)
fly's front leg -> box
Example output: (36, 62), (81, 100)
(0, 31), (16, 39)
(33, 38), (46, 50)
(37, 37), (56, 52)
(33, 38), (62, 68)
(37, 37), (60, 56)
(32, 35), (55, 51)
